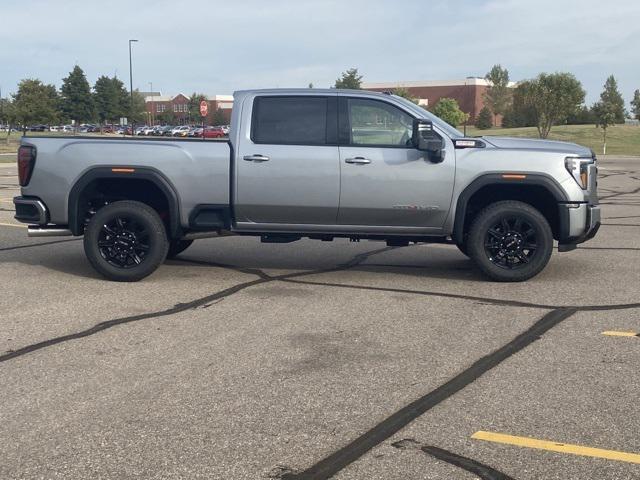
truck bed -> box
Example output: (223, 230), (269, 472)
(20, 135), (231, 227)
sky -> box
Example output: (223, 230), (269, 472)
(1, 0), (639, 105)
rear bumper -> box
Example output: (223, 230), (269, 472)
(13, 196), (49, 225)
(558, 203), (600, 251)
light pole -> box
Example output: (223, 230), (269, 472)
(149, 82), (154, 126)
(128, 39), (138, 134)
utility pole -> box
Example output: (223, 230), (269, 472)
(149, 81), (154, 126)
(128, 39), (138, 134)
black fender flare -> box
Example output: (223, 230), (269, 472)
(452, 173), (569, 244)
(68, 166), (181, 237)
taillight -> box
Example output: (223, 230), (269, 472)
(17, 145), (36, 186)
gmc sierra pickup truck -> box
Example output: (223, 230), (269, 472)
(13, 89), (600, 282)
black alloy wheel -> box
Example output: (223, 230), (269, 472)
(98, 216), (151, 268)
(84, 200), (168, 282)
(484, 215), (538, 269)
(467, 200), (553, 282)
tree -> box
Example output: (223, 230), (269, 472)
(597, 75), (626, 123)
(520, 72), (585, 138)
(0, 96), (12, 126)
(431, 98), (469, 127)
(475, 106), (493, 129)
(593, 100), (617, 155)
(60, 65), (94, 125)
(506, 83), (537, 128)
(566, 105), (596, 125)
(1, 98), (15, 143)
(334, 68), (362, 89)
(308, 82), (314, 89)
(188, 93), (207, 123)
(630, 89), (640, 121)
(130, 90), (147, 124)
(94, 76), (129, 124)
(392, 87), (419, 104)
(212, 108), (227, 126)
(484, 64), (511, 126)
(12, 79), (60, 128)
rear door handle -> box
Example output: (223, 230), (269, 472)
(345, 157), (371, 164)
(243, 154), (270, 162)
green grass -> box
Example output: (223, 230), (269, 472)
(465, 124), (640, 156)
(0, 132), (22, 158)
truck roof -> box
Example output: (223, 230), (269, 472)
(233, 88), (390, 97)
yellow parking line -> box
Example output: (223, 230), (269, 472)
(471, 431), (640, 464)
(602, 331), (639, 337)
(0, 222), (25, 228)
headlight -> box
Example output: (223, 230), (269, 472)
(565, 157), (595, 190)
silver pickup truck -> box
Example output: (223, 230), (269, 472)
(14, 88), (600, 282)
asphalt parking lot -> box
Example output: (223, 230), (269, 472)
(1, 157), (639, 480)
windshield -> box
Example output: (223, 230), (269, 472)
(391, 95), (465, 139)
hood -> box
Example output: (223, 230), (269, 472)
(482, 136), (593, 157)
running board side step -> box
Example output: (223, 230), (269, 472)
(27, 227), (74, 237)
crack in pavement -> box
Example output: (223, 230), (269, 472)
(278, 278), (640, 312)
(0, 246), (397, 363)
(0, 238), (80, 252)
(279, 308), (577, 480)
(391, 439), (515, 480)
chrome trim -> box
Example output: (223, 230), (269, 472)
(27, 227), (73, 237)
(13, 197), (48, 225)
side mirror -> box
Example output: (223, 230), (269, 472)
(413, 119), (445, 163)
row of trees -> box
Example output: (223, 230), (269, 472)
(0, 65), (230, 131)
(0, 65), (147, 129)
(476, 65), (639, 139)
(331, 67), (640, 140)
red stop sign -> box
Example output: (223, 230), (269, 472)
(199, 100), (208, 117)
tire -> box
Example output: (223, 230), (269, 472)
(83, 200), (169, 282)
(166, 239), (194, 259)
(467, 200), (553, 282)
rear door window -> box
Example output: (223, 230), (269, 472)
(252, 96), (329, 145)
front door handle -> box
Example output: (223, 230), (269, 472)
(345, 157), (371, 164)
(243, 154), (270, 162)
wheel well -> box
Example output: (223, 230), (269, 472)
(459, 184), (560, 241)
(74, 178), (175, 236)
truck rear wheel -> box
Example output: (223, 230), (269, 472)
(467, 200), (553, 282)
(83, 200), (168, 282)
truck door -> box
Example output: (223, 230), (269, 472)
(337, 97), (455, 229)
(234, 94), (340, 226)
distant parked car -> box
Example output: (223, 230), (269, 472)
(28, 125), (47, 132)
(203, 126), (225, 138)
(159, 126), (174, 136)
(220, 125), (230, 135)
(188, 126), (204, 137)
(171, 126), (190, 137)
(141, 126), (155, 136)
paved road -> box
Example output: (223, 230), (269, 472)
(1, 158), (639, 479)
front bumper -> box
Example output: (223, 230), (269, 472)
(558, 203), (601, 251)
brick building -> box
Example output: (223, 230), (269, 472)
(363, 78), (515, 124)
(144, 93), (233, 125)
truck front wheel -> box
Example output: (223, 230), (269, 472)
(83, 200), (169, 282)
(467, 200), (553, 282)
